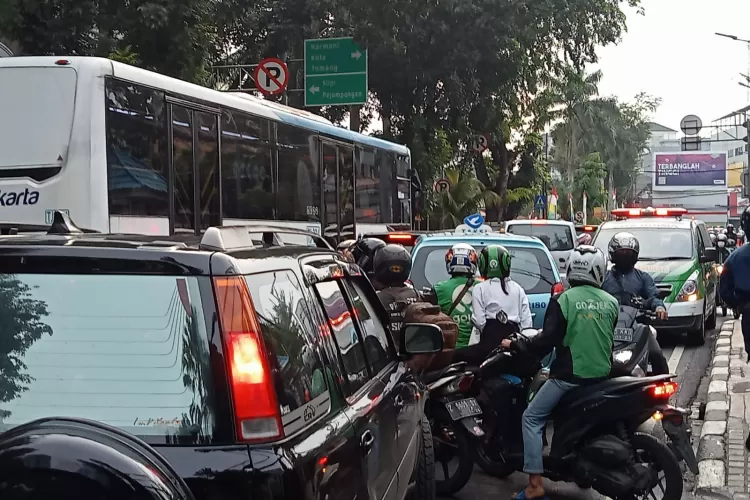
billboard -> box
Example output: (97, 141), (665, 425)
(653, 152), (727, 191)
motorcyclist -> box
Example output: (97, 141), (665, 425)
(720, 206), (750, 359)
(601, 232), (670, 375)
(349, 238), (386, 286)
(716, 233), (730, 263)
(500, 245), (618, 500)
(452, 244), (532, 365)
(428, 243), (480, 348)
(337, 239), (357, 262)
(373, 243), (422, 340)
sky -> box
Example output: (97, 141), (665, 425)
(592, 0), (750, 130)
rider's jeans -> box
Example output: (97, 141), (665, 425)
(522, 378), (579, 474)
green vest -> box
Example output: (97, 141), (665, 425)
(434, 276), (475, 348)
(557, 285), (619, 379)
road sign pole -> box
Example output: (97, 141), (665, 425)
(350, 105), (361, 132)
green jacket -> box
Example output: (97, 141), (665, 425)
(517, 285), (618, 382)
(434, 276), (475, 348)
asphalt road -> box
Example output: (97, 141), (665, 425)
(446, 315), (725, 500)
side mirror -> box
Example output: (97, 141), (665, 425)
(400, 323), (444, 356)
(701, 247), (717, 263)
(657, 289), (671, 299)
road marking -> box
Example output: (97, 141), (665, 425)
(668, 345), (684, 374)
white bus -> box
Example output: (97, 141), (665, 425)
(0, 56), (414, 241)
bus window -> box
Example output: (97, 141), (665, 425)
(0, 66), (72, 181)
(277, 124), (321, 223)
(355, 146), (387, 223)
(377, 150), (397, 222)
(339, 145), (355, 240)
(171, 105), (195, 232)
(105, 79), (168, 218)
(197, 111), (220, 230)
(220, 110), (273, 220)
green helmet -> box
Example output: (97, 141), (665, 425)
(479, 245), (511, 279)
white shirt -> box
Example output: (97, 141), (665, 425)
(471, 278), (533, 331)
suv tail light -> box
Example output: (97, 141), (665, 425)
(650, 381), (677, 399)
(552, 282), (564, 295)
(214, 276), (282, 442)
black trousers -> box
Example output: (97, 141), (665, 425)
(647, 333), (669, 375)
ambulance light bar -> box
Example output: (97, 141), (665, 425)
(610, 207), (687, 219)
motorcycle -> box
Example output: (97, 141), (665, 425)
(470, 324), (686, 499)
(421, 363), (485, 496)
(610, 299), (699, 474)
(611, 298), (655, 378)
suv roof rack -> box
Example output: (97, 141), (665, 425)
(199, 225), (332, 252)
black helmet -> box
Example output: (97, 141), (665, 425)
(727, 223), (736, 234)
(608, 232), (640, 269)
(350, 238), (386, 274)
(373, 244), (412, 286)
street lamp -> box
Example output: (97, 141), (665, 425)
(716, 32), (750, 102)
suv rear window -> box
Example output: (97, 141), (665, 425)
(411, 245), (557, 294)
(506, 224), (574, 251)
(0, 274), (217, 442)
(245, 270), (330, 432)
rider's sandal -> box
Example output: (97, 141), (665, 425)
(512, 490), (550, 500)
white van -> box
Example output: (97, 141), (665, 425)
(502, 220), (577, 276)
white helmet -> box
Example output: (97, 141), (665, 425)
(566, 245), (607, 288)
(445, 243), (478, 275)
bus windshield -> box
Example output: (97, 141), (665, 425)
(0, 67), (76, 173)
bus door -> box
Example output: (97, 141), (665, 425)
(320, 140), (355, 246)
(167, 99), (221, 235)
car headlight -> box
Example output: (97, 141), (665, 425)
(677, 270), (699, 302)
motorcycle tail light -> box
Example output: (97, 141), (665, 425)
(650, 381), (677, 399)
(444, 373), (474, 394)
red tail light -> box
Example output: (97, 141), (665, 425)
(458, 373), (474, 392)
(214, 276), (282, 442)
(387, 233), (416, 245)
(650, 381), (677, 399)
(552, 282), (564, 295)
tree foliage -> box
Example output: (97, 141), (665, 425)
(0, 275), (52, 420)
(547, 66), (659, 217)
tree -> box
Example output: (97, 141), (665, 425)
(0, 275), (53, 420)
(0, 0), (218, 82)
(428, 170), (501, 229)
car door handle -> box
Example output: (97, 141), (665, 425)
(360, 430), (375, 455)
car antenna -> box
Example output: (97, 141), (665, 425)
(47, 211), (84, 235)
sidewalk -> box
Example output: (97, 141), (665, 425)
(696, 319), (750, 498)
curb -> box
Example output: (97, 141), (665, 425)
(696, 319), (735, 492)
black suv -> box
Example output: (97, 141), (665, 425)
(0, 214), (443, 500)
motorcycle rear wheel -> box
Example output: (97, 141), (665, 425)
(474, 441), (515, 479)
(433, 424), (474, 496)
(625, 433), (682, 500)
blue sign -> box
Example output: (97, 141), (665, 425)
(534, 194), (547, 210)
(463, 213), (484, 229)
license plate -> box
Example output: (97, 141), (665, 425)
(614, 327), (634, 342)
(445, 398), (482, 421)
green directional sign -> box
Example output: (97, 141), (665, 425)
(304, 37), (368, 107)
